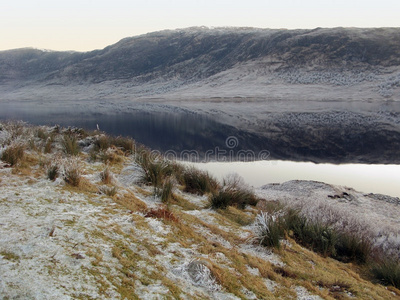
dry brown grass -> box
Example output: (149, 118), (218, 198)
(169, 193), (201, 210)
(114, 190), (147, 212)
(100, 167), (113, 184)
(1, 143), (25, 166)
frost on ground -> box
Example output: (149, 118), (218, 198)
(0, 122), (399, 299)
(257, 180), (400, 257)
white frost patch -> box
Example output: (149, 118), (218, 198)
(134, 280), (170, 298)
(264, 279), (278, 292)
(246, 265), (261, 276)
(239, 244), (284, 267)
(145, 217), (170, 238)
(258, 180), (400, 257)
(295, 286), (323, 300)
(118, 163), (143, 187)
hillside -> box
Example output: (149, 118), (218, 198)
(1, 122), (400, 299)
(1, 27), (400, 100)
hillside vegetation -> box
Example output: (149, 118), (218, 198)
(0, 121), (399, 299)
(1, 27), (400, 100)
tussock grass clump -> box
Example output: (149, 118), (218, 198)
(111, 136), (134, 154)
(136, 151), (173, 188)
(254, 207), (368, 261)
(334, 232), (372, 264)
(135, 151), (177, 202)
(1, 143), (24, 166)
(254, 211), (286, 249)
(285, 208), (337, 257)
(99, 185), (117, 197)
(100, 167), (113, 184)
(210, 174), (258, 210)
(180, 167), (219, 195)
(371, 258), (400, 289)
(63, 160), (81, 187)
(93, 135), (134, 155)
(94, 135), (111, 151)
(98, 147), (124, 164)
(36, 128), (48, 140)
(62, 134), (80, 156)
(210, 188), (258, 209)
(160, 178), (174, 203)
(47, 164), (59, 181)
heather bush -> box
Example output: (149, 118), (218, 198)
(144, 206), (179, 223)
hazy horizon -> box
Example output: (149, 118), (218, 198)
(4, 25), (400, 53)
(1, 0), (400, 52)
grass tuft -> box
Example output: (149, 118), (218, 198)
(100, 167), (113, 184)
(136, 151), (174, 197)
(99, 185), (117, 197)
(160, 178), (174, 203)
(63, 160), (81, 186)
(1, 143), (24, 166)
(370, 258), (400, 289)
(47, 164), (59, 181)
(209, 174), (258, 210)
(180, 167), (219, 195)
(62, 134), (80, 156)
(254, 211), (285, 249)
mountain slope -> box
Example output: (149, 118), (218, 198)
(1, 27), (400, 100)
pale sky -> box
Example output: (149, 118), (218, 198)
(1, 0), (400, 52)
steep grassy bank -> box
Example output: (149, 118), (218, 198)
(0, 121), (399, 299)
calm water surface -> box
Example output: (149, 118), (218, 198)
(186, 161), (400, 198)
(1, 100), (399, 197)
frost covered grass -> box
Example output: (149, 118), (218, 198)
(254, 199), (400, 289)
(1, 142), (24, 166)
(255, 205), (372, 261)
(1, 121), (399, 298)
(99, 166), (112, 184)
(62, 134), (80, 156)
(62, 159), (81, 187)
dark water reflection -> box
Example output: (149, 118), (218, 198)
(0, 101), (269, 161)
(1, 100), (400, 164)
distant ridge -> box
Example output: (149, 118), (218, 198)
(1, 27), (400, 100)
